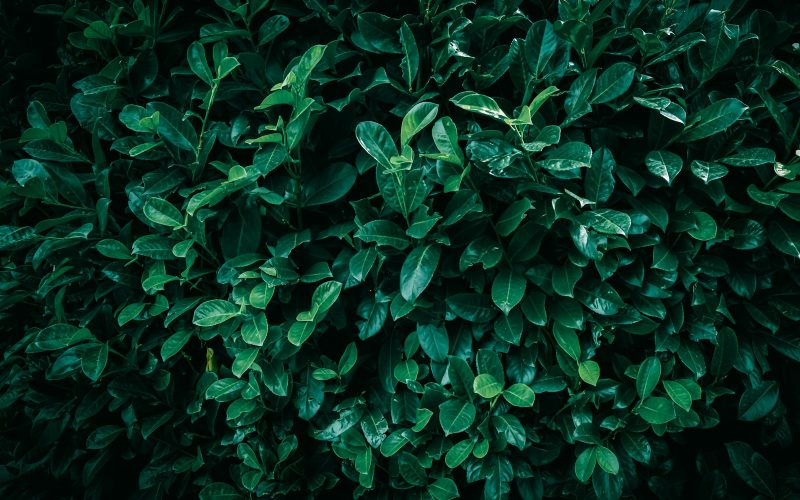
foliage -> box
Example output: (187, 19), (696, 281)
(1, 0), (800, 498)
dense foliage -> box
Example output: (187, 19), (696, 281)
(1, 0), (800, 498)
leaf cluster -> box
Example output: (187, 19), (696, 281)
(1, 0), (800, 499)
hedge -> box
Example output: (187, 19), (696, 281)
(1, 0), (800, 498)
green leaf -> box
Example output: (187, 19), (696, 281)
(399, 22), (419, 91)
(81, 343), (108, 382)
(355, 220), (409, 250)
(594, 445), (619, 475)
(445, 440), (475, 468)
(417, 324), (449, 363)
(578, 360), (600, 386)
(411, 407), (433, 432)
(553, 324), (581, 362)
(232, 348), (259, 378)
(193, 300), (240, 327)
(711, 327), (738, 378)
(450, 91), (508, 121)
(636, 357), (662, 399)
(690, 160), (728, 183)
(738, 381), (779, 421)
(187, 41), (213, 85)
(591, 62), (636, 104)
(143, 197), (183, 227)
(161, 329), (192, 362)
(338, 342), (358, 375)
(473, 374), (503, 398)
(199, 482), (243, 500)
(398, 452), (427, 486)
(768, 221), (800, 258)
(719, 148), (775, 167)
(491, 268), (526, 315)
(680, 99), (748, 142)
(303, 162), (357, 206)
(241, 312), (269, 346)
(687, 212), (718, 241)
(663, 380), (692, 412)
(645, 150), (683, 185)
(400, 245), (440, 303)
(637, 397), (676, 424)
(428, 477), (459, 500)
(308, 280), (343, 318)
(257, 15), (290, 46)
(150, 102), (198, 151)
(400, 102), (439, 146)
(537, 142), (592, 171)
(438, 399), (476, 436)
(584, 209), (631, 236)
(355, 121), (398, 169)
(447, 356), (475, 400)
(634, 96), (686, 124)
(496, 198), (532, 237)
(503, 384), (536, 407)
(216, 56), (240, 79)
(574, 447), (597, 482)
(96, 239), (132, 260)
(84, 20), (112, 40)
(584, 147), (615, 203)
(725, 442), (776, 498)
(394, 359), (419, 383)
(287, 320), (317, 346)
(525, 20), (558, 79)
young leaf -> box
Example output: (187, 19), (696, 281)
(473, 374), (503, 398)
(503, 384), (535, 407)
(187, 42), (213, 85)
(400, 102), (439, 146)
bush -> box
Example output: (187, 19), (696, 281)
(1, 0), (800, 498)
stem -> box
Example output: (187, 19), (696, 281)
(194, 81), (219, 180)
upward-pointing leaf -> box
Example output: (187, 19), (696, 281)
(400, 102), (439, 146)
(356, 121), (397, 169)
(399, 22), (419, 91)
(584, 147), (615, 203)
(525, 20), (558, 79)
(417, 324), (449, 363)
(636, 357), (662, 399)
(438, 399), (476, 436)
(400, 245), (440, 303)
(491, 268), (526, 314)
(553, 324), (581, 361)
(591, 62), (636, 104)
(725, 442), (776, 498)
(711, 327), (738, 378)
(187, 42), (213, 85)
(81, 343), (109, 382)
